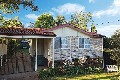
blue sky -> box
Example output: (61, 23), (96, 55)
(3, 0), (120, 37)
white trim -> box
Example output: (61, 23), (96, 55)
(0, 35), (8, 37)
(35, 38), (38, 71)
(102, 38), (104, 68)
(1, 40), (3, 66)
(23, 36), (55, 38)
(52, 38), (55, 68)
(61, 48), (70, 49)
(1, 55), (2, 67)
(0, 35), (55, 39)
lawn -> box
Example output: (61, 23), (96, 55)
(51, 72), (120, 80)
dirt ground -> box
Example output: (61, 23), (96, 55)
(0, 71), (39, 80)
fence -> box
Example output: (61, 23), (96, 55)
(0, 53), (34, 75)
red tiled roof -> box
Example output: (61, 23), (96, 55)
(42, 23), (104, 38)
(0, 27), (56, 37)
(0, 24), (104, 38)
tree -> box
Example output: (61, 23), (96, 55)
(91, 23), (97, 33)
(0, 16), (23, 28)
(0, 14), (4, 26)
(34, 13), (55, 28)
(69, 12), (93, 31)
(55, 15), (67, 26)
(109, 29), (120, 67)
(0, 0), (38, 14)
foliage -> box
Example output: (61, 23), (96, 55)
(39, 59), (103, 80)
(55, 15), (67, 26)
(91, 23), (97, 33)
(0, 14), (4, 23)
(39, 68), (56, 80)
(109, 29), (120, 66)
(103, 29), (120, 66)
(0, 0), (38, 14)
(39, 66), (103, 80)
(34, 12), (97, 31)
(0, 16), (23, 28)
(54, 58), (103, 68)
(69, 12), (93, 31)
(7, 39), (18, 57)
(34, 13), (55, 28)
(103, 37), (112, 49)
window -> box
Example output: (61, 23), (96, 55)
(79, 38), (90, 48)
(54, 37), (69, 49)
(61, 37), (69, 49)
(54, 37), (61, 49)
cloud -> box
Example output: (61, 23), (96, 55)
(89, 0), (96, 3)
(25, 14), (39, 21)
(49, 11), (55, 16)
(113, 0), (120, 6)
(97, 25), (120, 37)
(51, 3), (85, 15)
(93, 0), (120, 18)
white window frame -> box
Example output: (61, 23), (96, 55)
(78, 37), (90, 49)
(61, 37), (69, 49)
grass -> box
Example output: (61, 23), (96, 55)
(51, 72), (120, 80)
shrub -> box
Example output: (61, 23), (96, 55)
(39, 59), (103, 79)
(39, 69), (49, 80)
(39, 66), (103, 79)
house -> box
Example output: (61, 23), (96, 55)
(0, 23), (104, 71)
(43, 23), (104, 61)
(29, 23), (104, 67)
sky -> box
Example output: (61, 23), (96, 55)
(3, 0), (120, 37)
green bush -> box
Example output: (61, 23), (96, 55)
(39, 58), (103, 79)
(39, 68), (57, 80)
(39, 69), (49, 80)
(39, 65), (103, 79)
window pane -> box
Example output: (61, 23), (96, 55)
(54, 37), (61, 49)
(79, 38), (84, 44)
(61, 44), (68, 48)
(85, 45), (90, 48)
(61, 37), (69, 48)
(79, 44), (84, 48)
(61, 37), (68, 44)
(79, 38), (84, 48)
(84, 38), (90, 44)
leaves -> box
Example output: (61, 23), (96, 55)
(69, 12), (93, 31)
(0, 16), (23, 28)
(104, 29), (120, 65)
(91, 23), (97, 33)
(55, 15), (67, 26)
(0, 0), (38, 14)
(34, 13), (55, 28)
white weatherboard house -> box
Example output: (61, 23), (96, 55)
(0, 23), (104, 71)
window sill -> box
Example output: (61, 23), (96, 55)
(61, 48), (70, 49)
(79, 48), (90, 49)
